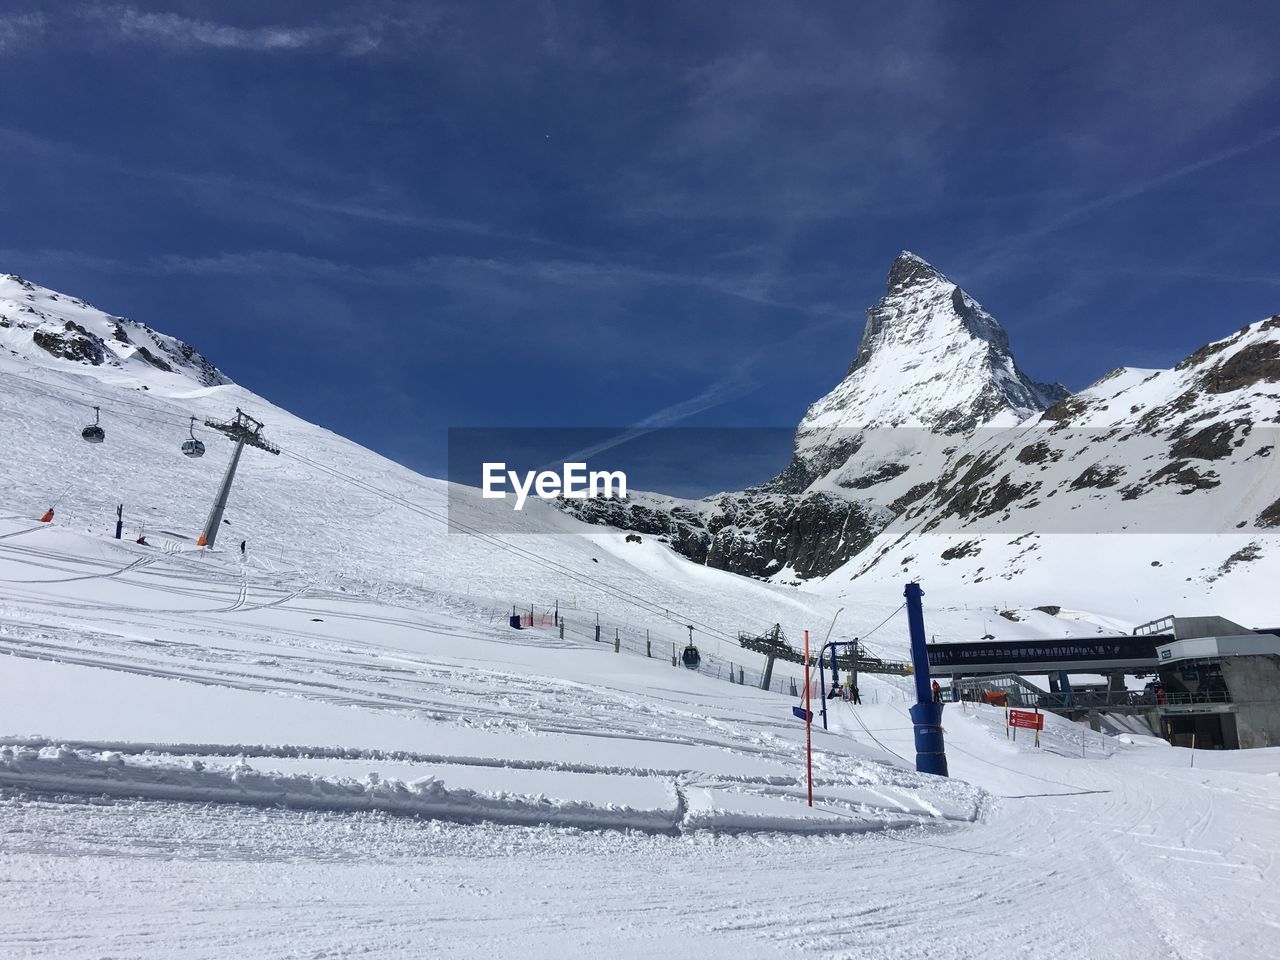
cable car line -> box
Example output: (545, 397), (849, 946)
(5, 365), (830, 651)
(80, 405), (105, 444)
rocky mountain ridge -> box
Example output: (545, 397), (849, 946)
(1, 273), (229, 388)
(561, 253), (1280, 582)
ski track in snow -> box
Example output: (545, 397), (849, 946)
(0, 524), (1275, 957)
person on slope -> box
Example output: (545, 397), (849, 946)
(240, 540), (246, 557)
(931, 679), (942, 703)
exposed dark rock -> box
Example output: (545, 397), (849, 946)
(704, 493), (889, 579)
(840, 461), (909, 489)
(134, 345), (173, 372)
(941, 540), (981, 561)
(889, 481), (936, 515)
(32, 322), (106, 365)
(1258, 497), (1280, 529)
(1169, 420), (1244, 461)
(1040, 397), (1087, 423)
(764, 433), (863, 495)
(1016, 441), (1060, 466)
(1070, 464), (1125, 490)
(1210, 542), (1262, 581)
(563, 490), (888, 580)
(1202, 341), (1280, 394)
(1176, 335), (1235, 371)
(1141, 460), (1221, 495)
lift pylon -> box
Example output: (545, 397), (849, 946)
(196, 408), (280, 548)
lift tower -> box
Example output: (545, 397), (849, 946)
(196, 408), (279, 548)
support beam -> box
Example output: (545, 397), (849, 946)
(905, 582), (948, 777)
(195, 408), (279, 549)
(198, 439), (245, 548)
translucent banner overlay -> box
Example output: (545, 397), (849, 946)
(446, 426), (1280, 536)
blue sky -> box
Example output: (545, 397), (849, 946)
(2, 1), (1278, 487)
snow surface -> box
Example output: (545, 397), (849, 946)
(1, 270), (1278, 957)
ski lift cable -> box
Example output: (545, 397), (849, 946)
(276, 446), (749, 644)
(4, 367), (807, 648)
(3, 370), (200, 434)
(850, 603), (906, 661)
(2, 368), (202, 426)
(280, 449), (742, 643)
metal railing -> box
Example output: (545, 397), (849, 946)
(1034, 689), (1232, 711)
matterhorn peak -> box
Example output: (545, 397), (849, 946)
(886, 250), (949, 294)
(770, 252), (1070, 492)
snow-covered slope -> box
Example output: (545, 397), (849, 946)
(1, 273), (229, 388)
(834, 314), (1280, 621)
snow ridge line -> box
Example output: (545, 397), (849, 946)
(0, 746), (682, 835)
(0, 746), (960, 837)
(0, 554), (157, 585)
(0, 524), (49, 541)
(0, 736), (798, 786)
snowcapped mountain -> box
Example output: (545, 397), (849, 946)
(839, 315), (1280, 596)
(773, 252), (1067, 493)
(1, 273), (229, 388)
(562, 253), (1280, 600)
(3, 260), (1276, 621)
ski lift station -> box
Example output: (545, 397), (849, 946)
(1151, 620), (1280, 750)
(927, 615), (1280, 750)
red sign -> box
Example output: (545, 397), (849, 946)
(1009, 709), (1044, 731)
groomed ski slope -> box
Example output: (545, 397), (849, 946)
(0, 518), (1277, 958)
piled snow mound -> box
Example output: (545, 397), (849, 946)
(0, 745), (980, 836)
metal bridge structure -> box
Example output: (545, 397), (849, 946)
(738, 624), (912, 692)
(925, 635), (1165, 678)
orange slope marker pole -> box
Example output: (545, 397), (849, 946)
(804, 628), (813, 807)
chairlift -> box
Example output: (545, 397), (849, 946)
(80, 406), (105, 444)
(681, 642), (701, 670)
(181, 415), (205, 458)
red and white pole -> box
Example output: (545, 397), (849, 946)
(804, 628), (813, 807)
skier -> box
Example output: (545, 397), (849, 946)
(931, 679), (942, 703)
(136, 535), (149, 546)
(850, 684), (862, 705)
(240, 540), (246, 557)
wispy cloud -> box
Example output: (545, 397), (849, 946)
(0, 11), (44, 49)
(0, 124), (566, 250)
(1, 245), (844, 323)
(109, 8), (361, 52)
(962, 123), (1280, 281)
(3, 5), (437, 57)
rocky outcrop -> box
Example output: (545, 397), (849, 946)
(32, 321), (108, 365)
(2, 273), (231, 387)
(561, 489), (891, 580)
(558, 256), (1279, 583)
(560, 252), (1067, 579)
